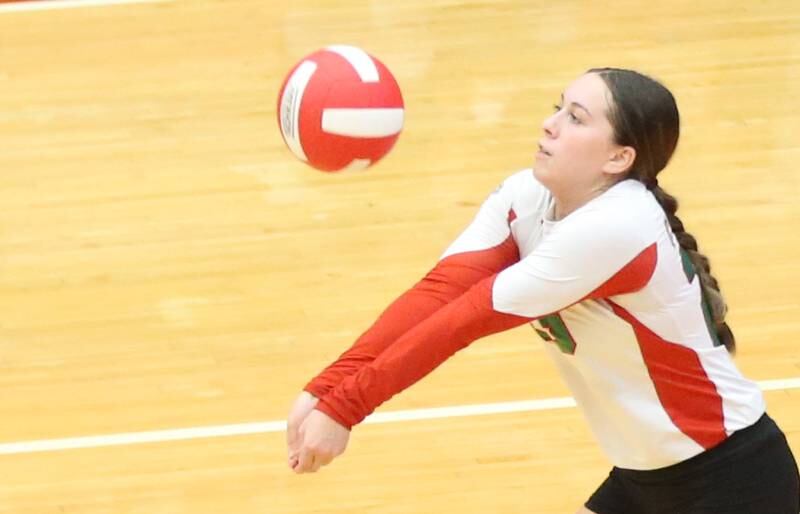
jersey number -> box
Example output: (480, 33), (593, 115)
(532, 314), (577, 355)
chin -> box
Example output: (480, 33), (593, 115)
(532, 165), (552, 186)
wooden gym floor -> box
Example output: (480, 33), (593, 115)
(0, 0), (798, 512)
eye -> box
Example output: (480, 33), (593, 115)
(553, 103), (581, 124)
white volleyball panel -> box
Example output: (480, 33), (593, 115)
(342, 159), (372, 171)
(321, 108), (404, 137)
(326, 45), (380, 83)
(278, 60), (317, 161)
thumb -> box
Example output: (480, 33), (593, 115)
(286, 418), (305, 461)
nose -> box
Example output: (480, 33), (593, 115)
(542, 111), (558, 138)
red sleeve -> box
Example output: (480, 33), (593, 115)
(315, 274), (532, 429)
(303, 236), (519, 399)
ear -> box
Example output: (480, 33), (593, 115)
(603, 146), (636, 175)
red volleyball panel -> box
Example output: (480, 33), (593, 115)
(306, 132), (401, 171)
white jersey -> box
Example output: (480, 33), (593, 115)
(442, 169), (765, 470)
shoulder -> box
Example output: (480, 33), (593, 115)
(557, 180), (662, 250)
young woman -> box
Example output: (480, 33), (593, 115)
(285, 68), (800, 513)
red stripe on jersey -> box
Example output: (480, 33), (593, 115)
(507, 208), (517, 224)
(609, 301), (727, 450)
(586, 243), (658, 301)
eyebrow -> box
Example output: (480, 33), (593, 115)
(560, 93), (592, 117)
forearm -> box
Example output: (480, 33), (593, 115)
(304, 236), (520, 398)
(303, 279), (452, 398)
(316, 275), (532, 428)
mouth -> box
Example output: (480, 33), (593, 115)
(537, 143), (552, 157)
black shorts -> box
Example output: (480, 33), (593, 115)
(585, 413), (800, 514)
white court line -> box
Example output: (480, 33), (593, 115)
(0, 0), (167, 14)
(1, 377), (799, 456)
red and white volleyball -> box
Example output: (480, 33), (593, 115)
(277, 45), (404, 172)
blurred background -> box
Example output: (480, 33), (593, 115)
(0, 0), (798, 512)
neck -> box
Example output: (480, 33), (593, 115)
(551, 182), (615, 221)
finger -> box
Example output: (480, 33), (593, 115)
(287, 447), (300, 468)
(309, 454), (323, 473)
(294, 448), (315, 474)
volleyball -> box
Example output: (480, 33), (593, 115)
(277, 45), (404, 172)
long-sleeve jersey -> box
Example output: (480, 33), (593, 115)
(305, 169), (765, 470)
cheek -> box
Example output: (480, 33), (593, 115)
(567, 132), (609, 164)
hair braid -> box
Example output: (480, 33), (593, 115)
(591, 67), (736, 353)
(651, 185), (736, 353)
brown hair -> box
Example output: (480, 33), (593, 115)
(589, 67), (735, 353)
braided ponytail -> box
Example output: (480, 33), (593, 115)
(590, 67), (736, 353)
(651, 185), (736, 353)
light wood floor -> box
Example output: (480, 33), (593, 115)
(0, 0), (798, 512)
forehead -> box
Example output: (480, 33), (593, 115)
(563, 73), (613, 116)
